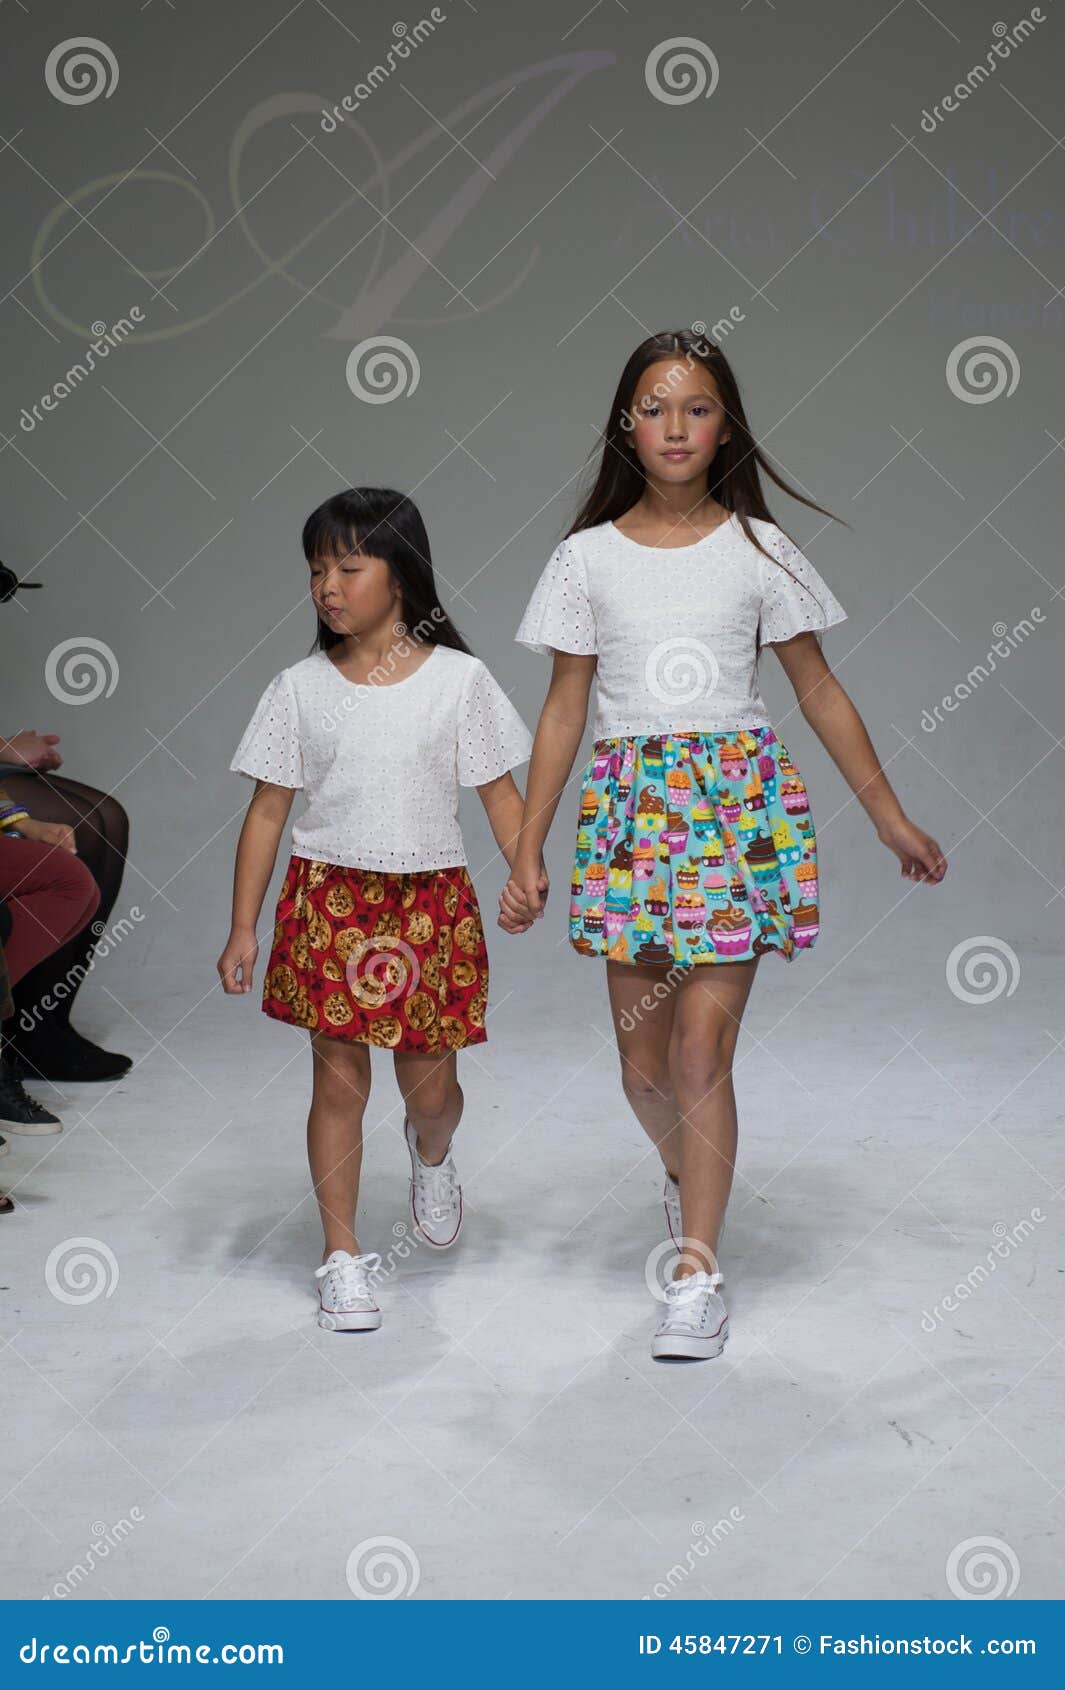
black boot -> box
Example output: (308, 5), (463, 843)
(0, 1055), (63, 1133)
(2, 1020), (131, 1084)
(6, 884), (133, 1084)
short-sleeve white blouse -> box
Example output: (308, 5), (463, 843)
(229, 645), (533, 871)
(514, 514), (847, 737)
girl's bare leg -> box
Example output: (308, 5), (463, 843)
(668, 959), (759, 1278)
(605, 960), (684, 1178)
(393, 1049), (462, 1164)
(308, 1032), (372, 1260)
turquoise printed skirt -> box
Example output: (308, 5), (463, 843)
(569, 729), (820, 967)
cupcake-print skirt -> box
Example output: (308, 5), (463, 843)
(263, 855), (489, 1051)
(570, 729), (821, 967)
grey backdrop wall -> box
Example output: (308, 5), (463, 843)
(2, 0), (1059, 1023)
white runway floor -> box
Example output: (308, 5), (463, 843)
(2, 949), (1060, 1601)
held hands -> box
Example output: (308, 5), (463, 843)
(498, 858), (550, 934)
(877, 813), (947, 883)
(217, 927), (259, 993)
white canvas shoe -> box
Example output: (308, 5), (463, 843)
(651, 1270), (729, 1360)
(663, 1172), (681, 1246)
(404, 1117), (462, 1247)
(314, 1250), (383, 1331)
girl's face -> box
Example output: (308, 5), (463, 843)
(309, 545), (401, 635)
(624, 359), (731, 486)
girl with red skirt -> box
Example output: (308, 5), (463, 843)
(220, 488), (533, 1334)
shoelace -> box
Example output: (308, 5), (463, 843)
(0, 1072), (54, 1121)
(662, 1273), (723, 1331)
(413, 1151), (458, 1214)
(316, 1251), (382, 1306)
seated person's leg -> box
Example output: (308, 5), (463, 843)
(1, 773), (131, 1080)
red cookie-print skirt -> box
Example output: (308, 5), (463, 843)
(262, 854), (489, 1052)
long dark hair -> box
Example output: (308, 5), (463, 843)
(303, 487), (473, 656)
(568, 330), (848, 639)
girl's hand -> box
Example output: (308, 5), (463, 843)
(18, 818), (76, 852)
(498, 860), (550, 930)
(499, 877), (539, 933)
(498, 882), (531, 933)
(0, 730), (62, 771)
(877, 814), (947, 883)
(218, 927), (259, 993)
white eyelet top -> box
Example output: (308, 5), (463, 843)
(229, 645), (533, 872)
(514, 514), (847, 737)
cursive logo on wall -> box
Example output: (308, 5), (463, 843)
(29, 52), (616, 347)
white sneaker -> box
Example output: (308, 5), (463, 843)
(314, 1250), (383, 1331)
(651, 1270), (729, 1360)
(663, 1172), (681, 1245)
(404, 1117), (462, 1247)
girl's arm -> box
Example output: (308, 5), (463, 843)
(476, 772), (543, 933)
(771, 633), (947, 883)
(506, 652), (597, 922)
(476, 772), (525, 869)
(218, 782), (295, 993)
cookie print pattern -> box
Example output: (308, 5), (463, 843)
(263, 855), (489, 1050)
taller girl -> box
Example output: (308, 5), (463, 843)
(505, 329), (947, 1362)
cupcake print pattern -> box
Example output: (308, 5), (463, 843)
(263, 855), (489, 1051)
(570, 730), (820, 967)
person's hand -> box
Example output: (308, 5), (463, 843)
(217, 927), (259, 993)
(0, 730), (62, 771)
(498, 859), (550, 931)
(18, 818), (76, 852)
(877, 814), (947, 883)
(498, 878), (535, 933)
